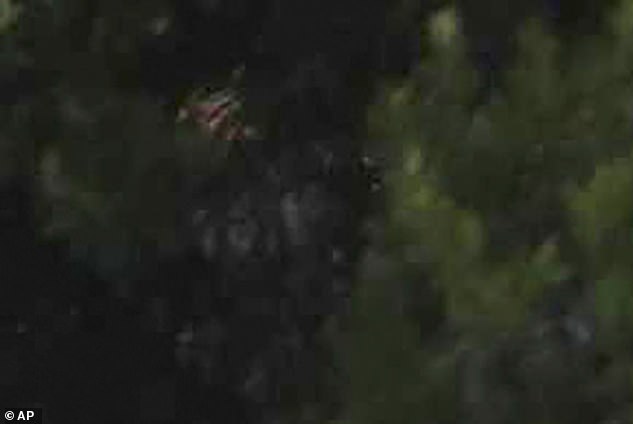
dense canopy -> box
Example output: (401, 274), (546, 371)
(2, 1), (633, 423)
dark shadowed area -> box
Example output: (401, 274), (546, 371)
(1, 0), (632, 423)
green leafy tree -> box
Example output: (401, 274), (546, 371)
(337, 2), (633, 423)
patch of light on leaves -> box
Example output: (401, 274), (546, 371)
(610, 0), (633, 37)
(148, 16), (170, 36)
(403, 145), (422, 176)
(429, 6), (458, 48)
(0, 0), (21, 32)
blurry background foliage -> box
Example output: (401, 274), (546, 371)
(6, 0), (633, 423)
(0, 0), (20, 32)
(2, 0), (247, 280)
(338, 2), (633, 423)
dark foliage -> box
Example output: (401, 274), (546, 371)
(1, 0), (629, 423)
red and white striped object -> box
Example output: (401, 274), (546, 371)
(177, 88), (256, 142)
